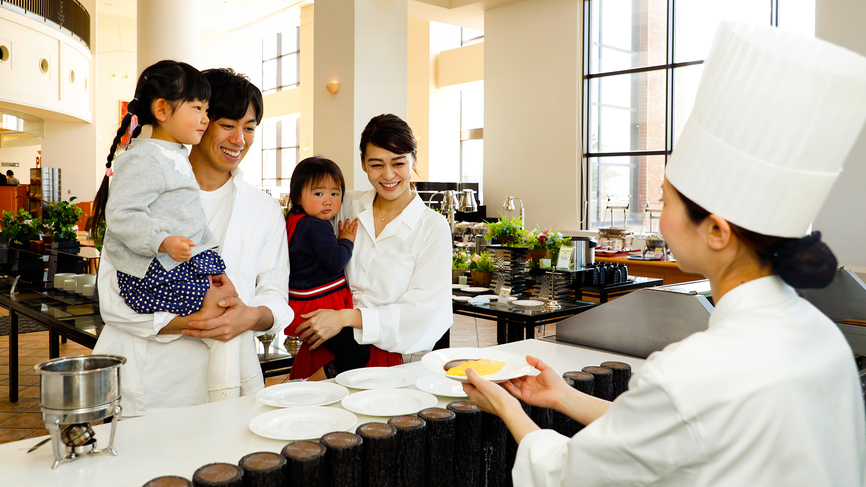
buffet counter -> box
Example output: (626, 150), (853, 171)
(0, 339), (643, 486)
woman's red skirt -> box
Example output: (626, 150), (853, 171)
(286, 285), (403, 379)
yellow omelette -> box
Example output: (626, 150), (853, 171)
(446, 358), (506, 376)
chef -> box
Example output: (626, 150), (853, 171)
(463, 21), (866, 486)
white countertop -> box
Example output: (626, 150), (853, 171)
(0, 339), (643, 486)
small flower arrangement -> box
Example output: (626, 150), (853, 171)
(525, 227), (566, 251)
(486, 214), (526, 247)
(452, 250), (470, 270)
(468, 252), (496, 273)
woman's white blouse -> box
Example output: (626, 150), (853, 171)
(340, 190), (453, 354)
(514, 275), (866, 486)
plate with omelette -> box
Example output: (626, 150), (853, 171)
(421, 347), (539, 384)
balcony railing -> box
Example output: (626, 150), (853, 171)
(0, 0), (90, 48)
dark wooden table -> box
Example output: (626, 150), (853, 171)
(451, 292), (597, 344)
(0, 277), (293, 402)
(574, 276), (663, 303)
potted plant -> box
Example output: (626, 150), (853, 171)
(468, 251), (496, 288)
(452, 250), (470, 283)
(1, 209), (43, 248)
(486, 214), (527, 247)
(0, 209), (46, 281)
(44, 197), (84, 249)
(43, 197), (86, 276)
(525, 227), (566, 266)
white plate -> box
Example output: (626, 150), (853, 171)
(451, 283), (467, 289)
(513, 299), (544, 307)
(335, 367), (419, 389)
(415, 374), (468, 398)
(256, 382), (349, 408)
(421, 347), (538, 384)
(460, 286), (490, 293)
(479, 295), (517, 302)
(452, 295), (472, 302)
(248, 406), (357, 441)
(341, 389), (438, 417)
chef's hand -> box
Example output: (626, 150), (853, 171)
(500, 356), (571, 410)
(463, 368), (539, 444)
(296, 309), (355, 350)
(183, 276), (274, 341)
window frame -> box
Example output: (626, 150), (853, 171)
(580, 0), (781, 230)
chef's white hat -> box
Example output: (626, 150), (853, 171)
(666, 21), (866, 238)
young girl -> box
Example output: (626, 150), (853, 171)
(89, 60), (235, 400)
(284, 157), (363, 381)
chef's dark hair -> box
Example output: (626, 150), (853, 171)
(201, 68), (263, 125)
(288, 157), (346, 216)
(673, 185), (836, 289)
(87, 60), (210, 235)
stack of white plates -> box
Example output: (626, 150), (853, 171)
(82, 284), (95, 297)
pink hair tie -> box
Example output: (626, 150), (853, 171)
(106, 168), (113, 177)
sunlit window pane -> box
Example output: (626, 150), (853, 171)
(262, 59), (277, 91)
(588, 155), (665, 229)
(261, 119), (277, 150)
(589, 0), (667, 74)
(672, 64), (703, 148)
(281, 53), (299, 87)
(280, 149), (297, 178)
(262, 150), (276, 179)
(589, 70), (667, 153)
(674, 1), (769, 63)
(281, 28), (299, 54)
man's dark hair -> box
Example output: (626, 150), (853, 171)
(201, 68), (264, 125)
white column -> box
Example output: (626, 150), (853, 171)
(312, 0), (408, 190)
(483, 0), (582, 231)
(813, 0), (866, 270)
(136, 0), (202, 73)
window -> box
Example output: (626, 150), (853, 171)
(262, 27), (300, 95)
(582, 0), (813, 233)
(461, 27), (484, 47)
(261, 113), (299, 196)
(460, 81), (484, 202)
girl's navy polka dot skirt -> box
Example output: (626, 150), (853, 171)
(117, 250), (226, 316)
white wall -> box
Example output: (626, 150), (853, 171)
(483, 0), (581, 231)
(427, 21), (461, 183)
(199, 30), (263, 187)
(0, 145), (40, 181)
(813, 0), (866, 272)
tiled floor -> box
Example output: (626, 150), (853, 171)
(0, 312), (525, 445)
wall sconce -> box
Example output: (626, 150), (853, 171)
(502, 196), (525, 229)
(326, 82), (340, 94)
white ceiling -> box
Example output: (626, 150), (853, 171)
(95, 0), (528, 36)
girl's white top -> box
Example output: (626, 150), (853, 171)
(104, 138), (219, 278)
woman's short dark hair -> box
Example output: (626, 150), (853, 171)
(359, 114), (417, 162)
(671, 184), (836, 288)
(201, 68), (264, 124)
(288, 157), (346, 216)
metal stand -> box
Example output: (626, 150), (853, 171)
(42, 400), (121, 469)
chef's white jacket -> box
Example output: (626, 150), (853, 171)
(339, 190), (452, 354)
(516, 275), (866, 486)
(94, 169), (291, 417)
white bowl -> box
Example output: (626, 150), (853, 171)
(63, 279), (77, 292)
(53, 273), (75, 288)
(82, 284), (95, 297)
(75, 274), (96, 293)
